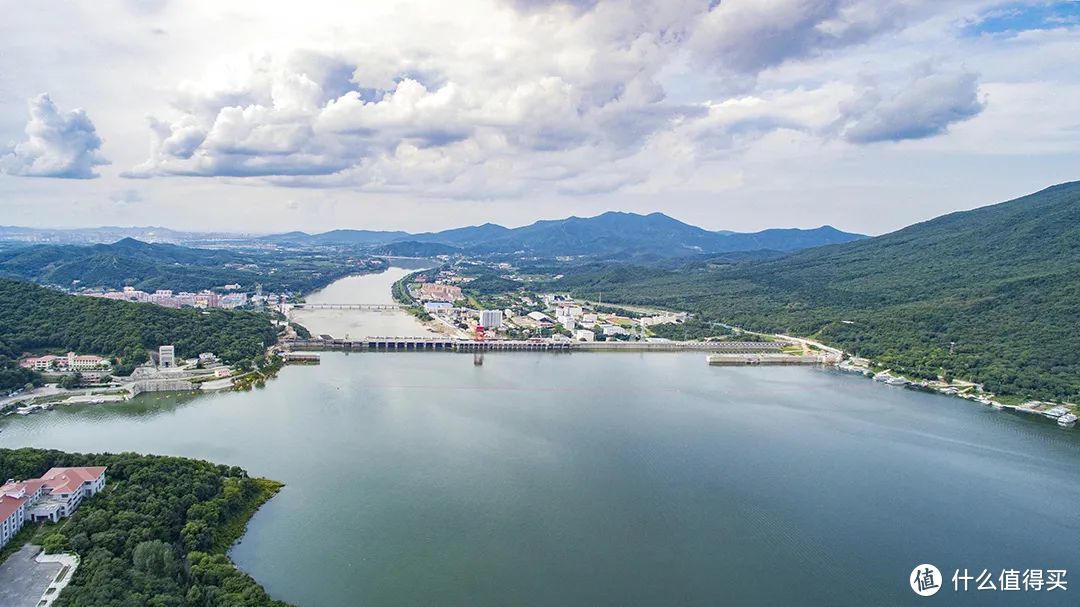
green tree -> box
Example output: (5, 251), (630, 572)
(59, 372), (82, 390)
(132, 539), (179, 578)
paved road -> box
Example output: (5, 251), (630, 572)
(0, 385), (63, 408)
(0, 544), (60, 607)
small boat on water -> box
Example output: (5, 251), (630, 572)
(1057, 413), (1077, 428)
(885, 377), (909, 386)
(1044, 406), (1069, 419)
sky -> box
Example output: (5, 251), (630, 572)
(0, 0), (1078, 236)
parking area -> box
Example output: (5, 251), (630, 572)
(0, 544), (61, 607)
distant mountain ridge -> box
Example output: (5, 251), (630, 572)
(260, 211), (866, 258)
(1, 213), (865, 259)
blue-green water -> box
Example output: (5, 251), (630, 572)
(2, 352), (1078, 606)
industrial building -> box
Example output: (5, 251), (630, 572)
(158, 345), (176, 368)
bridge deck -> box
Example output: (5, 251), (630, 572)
(291, 303), (407, 310)
(283, 338), (791, 353)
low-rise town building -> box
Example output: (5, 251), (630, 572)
(66, 352), (107, 371)
(418, 283), (464, 302)
(91, 287), (251, 310)
(218, 293), (249, 309)
(601, 325), (629, 337)
(20, 352), (107, 372)
(19, 355), (64, 371)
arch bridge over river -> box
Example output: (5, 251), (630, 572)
(290, 302), (408, 311)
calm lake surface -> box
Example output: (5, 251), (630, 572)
(2, 353), (1079, 606)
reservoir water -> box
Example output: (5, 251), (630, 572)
(2, 268), (1077, 606)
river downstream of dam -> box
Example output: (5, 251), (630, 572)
(288, 259), (435, 339)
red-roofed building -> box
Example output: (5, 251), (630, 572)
(0, 494), (28, 547)
(19, 352), (107, 372)
(19, 355), (63, 371)
(0, 466), (107, 547)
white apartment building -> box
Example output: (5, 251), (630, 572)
(0, 493), (29, 547)
(479, 309), (504, 329)
(66, 352), (107, 371)
(0, 467), (106, 548)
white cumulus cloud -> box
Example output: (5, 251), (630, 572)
(1, 93), (109, 179)
(837, 64), (986, 143)
(115, 0), (1004, 198)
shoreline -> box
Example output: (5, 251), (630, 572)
(6, 263), (1073, 431)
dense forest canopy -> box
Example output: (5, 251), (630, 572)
(0, 355), (40, 392)
(549, 182), (1080, 402)
(0, 238), (379, 294)
(0, 278), (278, 372)
(0, 448), (291, 607)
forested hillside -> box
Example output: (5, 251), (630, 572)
(0, 356), (40, 392)
(0, 238), (375, 293)
(552, 182), (1080, 402)
(0, 278), (278, 370)
(0, 448), (291, 607)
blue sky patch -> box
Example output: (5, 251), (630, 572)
(966, 1), (1080, 36)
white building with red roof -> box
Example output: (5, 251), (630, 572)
(0, 493), (29, 547)
(19, 353), (107, 372)
(0, 466), (107, 548)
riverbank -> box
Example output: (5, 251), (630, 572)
(288, 262), (437, 339)
(838, 361), (1080, 425)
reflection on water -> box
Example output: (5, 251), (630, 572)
(3, 353), (1079, 607)
(290, 259), (436, 338)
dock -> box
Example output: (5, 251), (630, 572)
(577, 341), (787, 353)
(706, 353), (839, 366)
(281, 352), (322, 364)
